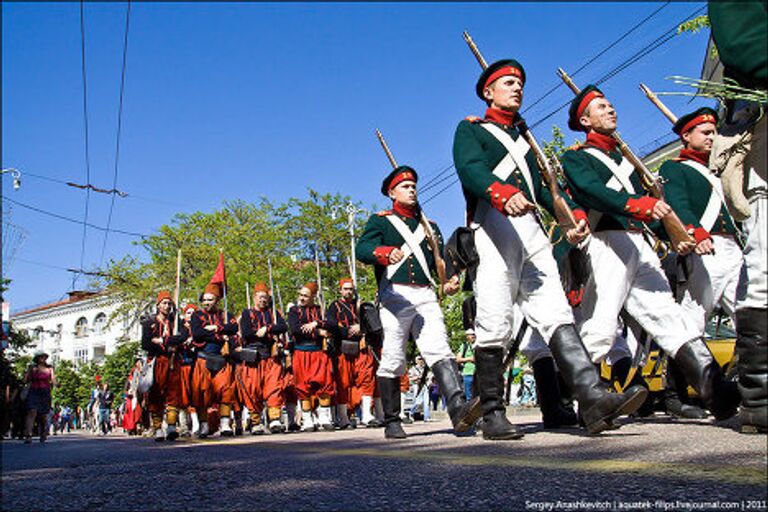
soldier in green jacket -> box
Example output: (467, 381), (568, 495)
(356, 167), (481, 439)
(560, 85), (740, 422)
(709, 0), (767, 434)
(453, 59), (647, 439)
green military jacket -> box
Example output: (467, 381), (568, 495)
(659, 158), (738, 236)
(453, 118), (582, 220)
(561, 143), (663, 235)
(709, 0), (767, 91)
(356, 210), (443, 287)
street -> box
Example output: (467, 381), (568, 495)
(2, 410), (766, 511)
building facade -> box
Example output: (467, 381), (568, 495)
(10, 291), (142, 366)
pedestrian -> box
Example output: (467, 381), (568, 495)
(97, 382), (114, 435)
(22, 350), (56, 443)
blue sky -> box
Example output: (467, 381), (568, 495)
(2, 2), (714, 311)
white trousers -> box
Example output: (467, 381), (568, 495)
(510, 305), (553, 365)
(680, 234), (744, 334)
(736, 113), (767, 311)
(376, 283), (454, 378)
(579, 230), (700, 363)
(472, 202), (574, 349)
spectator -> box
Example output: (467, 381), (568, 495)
(96, 383), (114, 435)
(23, 350), (56, 444)
(408, 357), (431, 422)
(456, 330), (476, 400)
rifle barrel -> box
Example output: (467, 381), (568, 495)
(639, 83), (678, 124)
(462, 31), (488, 69)
(375, 129), (399, 169)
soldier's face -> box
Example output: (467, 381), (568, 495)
(254, 291), (269, 309)
(683, 122), (716, 152)
(298, 288), (314, 306)
(484, 75), (524, 112)
(184, 308), (195, 322)
(388, 181), (417, 207)
(340, 284), (355, 300)
(158, 299), (173, 316)
(201, 293), (218, 311)
(580, 97), (617, 134)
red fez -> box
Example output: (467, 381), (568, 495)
(183, 303), (198, 313)
(253, 282), (270, 295)
(156, 290), (172, 304)
(303, 282), (319, 295)
(203, 283), (222, 298)
(339, 277), (354, 289)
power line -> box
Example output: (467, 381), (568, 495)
(419, 162), (456, 190)
(2, 196), (148, 238)
(99, 0), (132, 267)
(522, 2), (671, 116)
(422, 177), (460, 205)
(420, 169), (457, 195)
(74, 0), (92, 289)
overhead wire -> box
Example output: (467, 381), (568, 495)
(74, 0), (92, 289)
(99, 0), (132, 268)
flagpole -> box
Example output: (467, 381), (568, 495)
(173, 248), (182, 335)
(246, 281), (251, 310)
(220, 249), (228, 322)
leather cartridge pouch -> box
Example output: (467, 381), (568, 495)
(340, 340), (360, 356)
(233, 347), (260, 364)
(199, 352), (226, 373)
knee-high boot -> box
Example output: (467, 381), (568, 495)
(376, 377), (406, 439)
(548, 325), (648, 434)
(532, 357), (578, 428)
(431, 358), (482, 433)
(736, 308), (767, 433)
(673, 338), (741, 421)
(474, 348), (524, 440)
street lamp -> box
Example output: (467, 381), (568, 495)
(331, 202), (369, 288)
(1, 168), (22, 190)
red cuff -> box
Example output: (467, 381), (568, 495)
(624, 196), (658, 222)
(688, 225), (711, 244)
(567, 289), (584, 307)
(373, 246), (396, 266)
(572, 209), (589, 225)
(487, 182), (520, 212)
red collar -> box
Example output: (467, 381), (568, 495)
(484, 107), (518, 126)
(678, 148), (710, 166)
(585, 132), (618, 153)
(393, 202), (417, 218)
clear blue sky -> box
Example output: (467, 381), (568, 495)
(2, 2), (714, 311)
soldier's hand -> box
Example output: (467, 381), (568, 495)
(256, 326), (268, 337)
(693, 235), (715, 255)
(675, 239), (696, 256)
(204, 324), (218, 332)
(442, 275), (460, 296)
(151, 337), (164, 346)
(389, 248), (405, 264)
(651, 200), (672, 220)
(348, 324), (361, 336)
(300, 321), (317, 334)
(317, 328), (330, 338)
(504, 192), (535, 217)
(565, 219), (590, 244)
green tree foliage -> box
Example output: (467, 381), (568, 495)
(678, 15), (717, 59)
(52, 360), (82, 408)
(12, 354), (32, 382)
(100, 340), (140, 398)
(75, 361), (102, 409)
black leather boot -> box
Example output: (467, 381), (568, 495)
(532, 357), (578, 428)
(736, 308), (767, 434)
(431, 358), (482, 433)
(664, 358), (707, 419)
(610, 357), (653, 417)
(549, 324), (648, 434)
(377, 377), (406, 439)
(673, 338), (740, 421)
(474, 348), (524, 440)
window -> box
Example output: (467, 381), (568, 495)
(93, 313), (107, 334)
(75, 317), (88, 338)
(75, 348), (89, 366)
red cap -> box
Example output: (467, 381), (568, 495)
(156, 290), (172, 304)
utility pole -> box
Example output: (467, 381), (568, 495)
(331, 202), (368, 288)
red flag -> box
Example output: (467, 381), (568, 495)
(209, 252), (226, 287)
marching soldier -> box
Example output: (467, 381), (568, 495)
(356, 167), (481, 439)
(559, 84), (741, 421)
(288, 282), (336, 431)
(237, 283), (289, 434)
(190, 283), (239, 437)
(173, 303), (200, 436)
(141, 291), (183, 441)
(326, 278), (379, 428)
(453, 59), (647, 438)
(709, 0), (767, 434)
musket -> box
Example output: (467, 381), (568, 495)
(375, 128), (448, 298)
(245, 281), (252, 310)
(170, 248), (182, 371)
(639, 83), (678, 124)
(463, 31), (579, 233)
(556, 68), (694, 250)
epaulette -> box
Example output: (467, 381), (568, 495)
(376, 210), (392, 217)
(671, 157), (685, 162)
(570, 143), (585, 151)
(465, 116), (482, 123)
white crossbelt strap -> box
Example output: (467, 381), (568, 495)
(680, 160), (730, 232)
(480, 123), (537, 202)
(583, 147), (636, 228)
(384, 215), (436, 287)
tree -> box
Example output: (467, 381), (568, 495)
(100, 340), (140, 398)
(52, 360), (82, 408)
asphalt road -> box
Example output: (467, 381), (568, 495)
(2, 409), (767, 511)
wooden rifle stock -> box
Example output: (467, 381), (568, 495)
(556, 68), (694, 248)
(374, 128), (447, 297)
(639, 83), (678, 124)
(463, 31), (578, 232)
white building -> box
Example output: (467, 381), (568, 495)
(10, 291), (142, 366)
